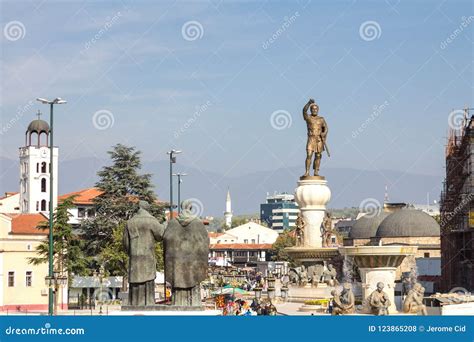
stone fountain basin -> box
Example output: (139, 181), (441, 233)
(339, 245), (417, 256)
(339, 245), (417, 268)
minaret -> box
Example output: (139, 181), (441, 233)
(224, 189), (232, 228)
(19, 111), (58, 213)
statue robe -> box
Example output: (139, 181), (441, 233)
(123, 209), (164, 306)
(163, 217), (209, 306)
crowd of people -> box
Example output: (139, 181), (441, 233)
(222, 298), (277, 316)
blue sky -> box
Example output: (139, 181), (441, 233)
(1, 0), (472, 183)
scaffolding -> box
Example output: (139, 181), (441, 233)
(440, 107), (474, 291)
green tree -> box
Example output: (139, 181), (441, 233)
(269, 230), (296, 264)
(29, 196), (89, 277)
(81, 144), (165, 274)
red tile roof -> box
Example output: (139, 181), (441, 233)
(7, 213), (48, 235)
(59, 187), (165, 206)
(59, 188), (103, 205)
(209, 243), (273, 250)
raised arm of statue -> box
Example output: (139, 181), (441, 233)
(302, 99), (314, 120)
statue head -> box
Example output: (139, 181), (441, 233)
(310, 103), (319, 116)
(376, 282), (384, 292)
(138, 200), (150, 210)
(343, 282), (351, 291)
(328, 264), (334, 270)
(181, 200), (194, 216)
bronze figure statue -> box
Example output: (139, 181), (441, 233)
(302, 98), (329, 178)
(321, 211), (334, 247)
(163, 200), (209, 307)
(123, 201), (164, 306)
(368, 282), (391, 315)
(403, 283), (427, 315)
(295, 212), (305, 247)
(322, 263), (338, 287)
(331, 283), (355, 315)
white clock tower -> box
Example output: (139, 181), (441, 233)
(19, 112), (58, 214)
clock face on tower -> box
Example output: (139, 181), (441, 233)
(41, 149), (48, 158)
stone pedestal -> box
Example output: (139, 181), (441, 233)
(340, 246), (418, 314)
(359, 267), (397, 314)
(294, 176), (331, 248)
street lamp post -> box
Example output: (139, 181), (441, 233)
(165, 150), (181, 304)
(172, 173), (187, 214)
(37, 97), (66, 316)
(166, 150), (181, 218)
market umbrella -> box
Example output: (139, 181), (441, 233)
(212, 287), (250, 297)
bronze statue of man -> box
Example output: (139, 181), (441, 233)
(163, 200), (209, 307)
(332, 283), (355, 315)
(302, 98), (329, 177)
(123, 200), (164, 306)
(369, 282), (391, 315)
(403, 283), (427, 315)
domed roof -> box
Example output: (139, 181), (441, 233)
(376, 209), (440, 237)
(27, 119), (49, 134)
(349, 211), (390, 238)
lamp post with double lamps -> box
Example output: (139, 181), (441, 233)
(37, 97), (66, 316)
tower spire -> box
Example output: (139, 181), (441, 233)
(224, 188), (232, 228)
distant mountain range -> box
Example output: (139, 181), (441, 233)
(0, 157), (443, 217)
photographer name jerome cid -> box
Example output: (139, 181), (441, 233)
(426, 325), (467, 333)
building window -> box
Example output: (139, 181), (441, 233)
(87, 208), (95, 217)
(41, 200), (47, 211)
(26, 271), (32, 287)
(36, 163), (39, 173)
(244, 239), (248, 244)
(41, 178), (47, 192)
(41, 162), (47, 173)
(251, 239), (256, 244)
(78, 208), (86, 218)
(8, 272), (14, 287)
(36, 201), (39, 211)
(424, 252), (430, 258)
